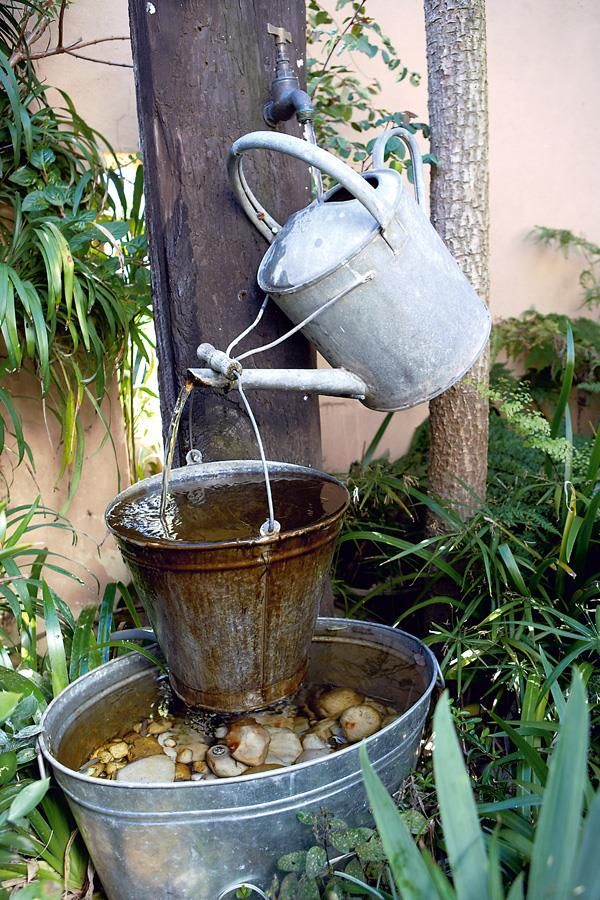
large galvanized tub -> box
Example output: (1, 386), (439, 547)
(105, 461), (349, 712)
(39, 619), (438, 900)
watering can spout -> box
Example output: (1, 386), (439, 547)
(187, 365), (368, 401)
(191, 342), (368, 399)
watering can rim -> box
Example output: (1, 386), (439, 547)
(38, 618), (440, 791)
(105, 460), (350, 553)
(257, 167), (404, 296)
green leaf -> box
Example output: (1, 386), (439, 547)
(550, 322), (575, 439)
(305, 845), (328, 878)
(355, 835), (387, 863)
(277, 850), (307, 873)
(279, 874), (300, 899)
(0, 275), (23, 373)
(42, 582), (69, 697)
(490, 713), (548, 784)
(35, 225), (62, 317)
(7, 778), (50, 822)
(0, 53), (23, 162)
(330, 827), (374, 853)
(432, 693), (489, 900)
(362, 412), (395, 465)
(44, 222), (74, 316)
(43, 185), (71, 207)
(506, 874), (525, 900)
(498, 543), (530, 596)
(8, 272), (50, 393)
(0, 667), (45, 705)
(97, 585), (115, 665)
(8, 167), (37, 187)
(30, 148), (56, 170)
(21, 191), (50, 212)
(69, 606), (99, 680)
(399, 808), (428, 835)
(0, 752), (17, 786)
(115, 582), (142, 629)
(331, 870), (388, 898)
(0, 692), (21, 724)
(527, 672), (588, 900)
(572, 790), (600, 898)
(360, 744), (437, 899)
(73, 279), (90, 350)
(0, 386), (30, 465)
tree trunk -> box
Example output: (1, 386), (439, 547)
(128, 0), (322, 469)
(424, 0), (490, 522)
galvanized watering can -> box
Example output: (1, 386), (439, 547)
(190, 127), (490, 411)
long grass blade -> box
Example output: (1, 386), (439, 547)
(97, 584), (116, 664)
(490, 713), (548, 784)
(42, 582), (69, 697)
(0, 386), (30, 465)
(550, 322), (574, 439)
(432, 693), (489, 900)
(527, 672), (588, 900)
(498, 543), (530, 596)
(359, 745), (438, 899)
(69, 606), (97, 681)
(362, 412), (395, 466)
(572, 790), (600, 898)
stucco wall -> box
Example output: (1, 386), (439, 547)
(36, 0), (600, 475)
(1, 372), (129, 612)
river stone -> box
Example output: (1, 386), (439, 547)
(116, 755), (176, 783)
(128, 736), (163, 761)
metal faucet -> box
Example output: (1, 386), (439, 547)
(263, 23), (314, 127)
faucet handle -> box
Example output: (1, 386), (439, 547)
(267, 23), (292, 44)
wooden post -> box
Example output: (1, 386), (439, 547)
(128, 0), (321, 468)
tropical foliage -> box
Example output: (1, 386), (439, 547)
(0, 3), (152, 501)
(0, 3), (597, 900)
(307, 0), (433, 174)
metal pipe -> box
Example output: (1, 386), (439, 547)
(187, 367), (368, 400)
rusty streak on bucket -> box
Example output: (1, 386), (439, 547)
(105, 461), (349, 712)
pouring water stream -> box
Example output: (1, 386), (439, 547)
(303, 121), (324, 203)
(159, 382), (193, 524)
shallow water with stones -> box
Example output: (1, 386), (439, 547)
(79, 676), (403, 783)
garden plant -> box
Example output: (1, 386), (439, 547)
(0, 2), (598, 899)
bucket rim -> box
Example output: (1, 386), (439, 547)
(38, 619), (440, 790)
(104, 460), (350, 552)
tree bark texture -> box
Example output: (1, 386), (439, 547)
(424, 0), (490, 521)
(128, 0), (322, 469)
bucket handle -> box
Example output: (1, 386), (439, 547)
(227, 130), (396, 245)
(371, 127), (426, 208)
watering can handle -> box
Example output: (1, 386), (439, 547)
(227, 131), (395, 245)
(371, 127), (426, 208)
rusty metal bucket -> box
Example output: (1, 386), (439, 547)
(105, 461), (349, 712)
